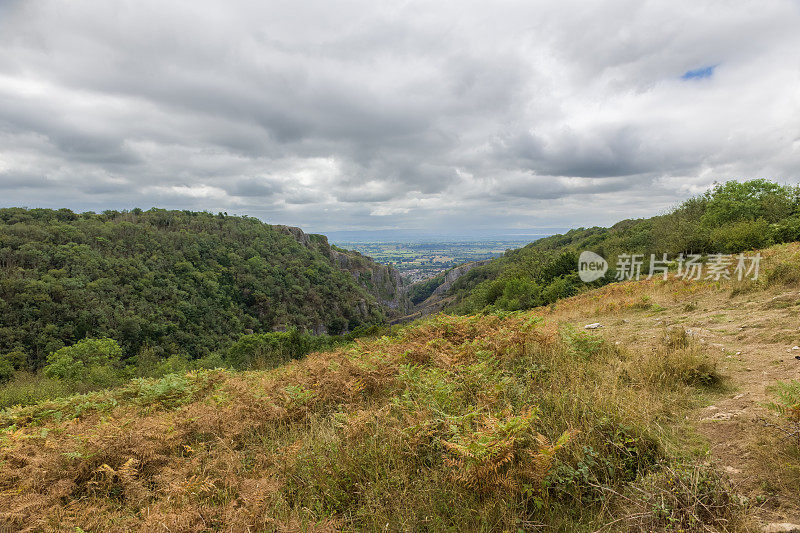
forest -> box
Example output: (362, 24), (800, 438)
(0, 208), (398, 393)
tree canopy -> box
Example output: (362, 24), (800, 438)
(0, 208), (391, 369)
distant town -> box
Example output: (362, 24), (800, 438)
(334, 240), (529, 283)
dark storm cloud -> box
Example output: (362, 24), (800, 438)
(0, 0), (798, 233)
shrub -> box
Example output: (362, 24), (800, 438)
(0, 372), (81, 410)
(494, 277), (542, 311)
(616, 462), (745, 531)
(561, 325), (605, 360)
(772, 216), (800, 243)
(541, 276), (576, 304)
(709, 218), (773, 254)
(767, 262), (800, 287)
(193, 352), (226, 370)
(0, 357), (14, 383)
(226, 329), (338, 370)
(44, 337), (123, 383)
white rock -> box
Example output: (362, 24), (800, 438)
(792, 346), (800, 351)
(584, 323), (603, 329)
(702, 412), (735, 421)
(762, 523), (800, 533)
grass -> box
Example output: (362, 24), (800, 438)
(0, 372), (97, 411)
(0, 310), (741, 531)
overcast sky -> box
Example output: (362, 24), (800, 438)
(1, 0), (799, 237)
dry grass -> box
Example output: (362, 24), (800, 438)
(0, 309), (732, 531)
(635, 327), (721, 387)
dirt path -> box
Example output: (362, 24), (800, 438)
(683, 290), (800, 525)
(557, 284), (800, 527)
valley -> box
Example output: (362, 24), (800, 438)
(333, 240), (529, 283)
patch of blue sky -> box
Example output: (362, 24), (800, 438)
(681, 65), (717, 80)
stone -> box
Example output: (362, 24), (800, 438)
(702, 412), (735, 421)
(584, 323), (603, 329)
(762, 523), (800, 533)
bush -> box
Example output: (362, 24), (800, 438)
(709, 218), (773, 253)
(617, 462), (745, 531)
(0, 372), (80, 410)
(772, 216), (800, 243)
(0, 357), (14, 383)
(636, 328), (719, 386)
(226, 329), (340, 370)
(767, 262), (800, 286)
(494, 277), (542, 311)
(193, 352), (227, 370)
(541, 276), (576, 304)
(44, 337), (123, 383)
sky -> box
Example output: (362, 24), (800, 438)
(1, 0), (799, 238)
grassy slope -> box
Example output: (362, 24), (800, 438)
(3, 245), (800, 531)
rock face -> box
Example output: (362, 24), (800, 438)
(428, 259), (491, 299)
(399, 259), (492, 323)
(327, 246), (409, 312)
(276, 225), (410, 317)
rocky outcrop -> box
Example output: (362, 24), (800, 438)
(275, 225), (410, 317)
(397, 259), (491, 323)
(428, 259), (490, 299)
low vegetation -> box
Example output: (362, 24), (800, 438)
(765, 380), (800, 445)
(0, 297), (743, 531)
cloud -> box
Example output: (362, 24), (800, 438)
(0, 0), (798, 234)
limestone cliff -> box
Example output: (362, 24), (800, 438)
(398, 259), (490, 322)
(275, 225), (410, 318)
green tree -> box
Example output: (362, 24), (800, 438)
(44, 337), (123, 384)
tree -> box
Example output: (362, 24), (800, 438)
(44, 337), (123, 383)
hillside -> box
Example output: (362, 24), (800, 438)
(0, 208), (408, 370)
(2, 242), (799, 531)
(408, 180), (800, 317)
